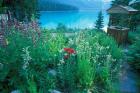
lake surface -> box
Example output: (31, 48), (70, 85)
(40, 11), (109, 31)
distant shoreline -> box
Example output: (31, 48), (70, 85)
(39, 10), (109, 32)
(39, 9), (107, 12)
(39, 10), (79, 12)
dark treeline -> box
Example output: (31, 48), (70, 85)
(0, 0), (38, 21)
(38, 0), (78, 11)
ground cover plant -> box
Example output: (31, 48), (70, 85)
(0, 22), (123, 93)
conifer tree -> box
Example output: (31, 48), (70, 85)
(95, 11), (104, 30)
(111, 0), (131, 6)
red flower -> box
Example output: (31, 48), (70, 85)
(64, 48), (75, 54)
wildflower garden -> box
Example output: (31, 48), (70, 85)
(0, 0), (140, 93)
(0, 21), (123, 92)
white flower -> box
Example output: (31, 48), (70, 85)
(72, 53), (76, 56)
(57, 63), (61, 66)
(60, 59), (65, 64)
(22, 61), (29, 70)
(87, 90), (92, 93)
(106, 46), (110, 49)
(21, 46), (32, 70)
(59, 49), (63, 53)
(64, 53), (68, 56)
(68, 38), (74, 45)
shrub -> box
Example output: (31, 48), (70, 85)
(128, 26), (140, 44)
(0, 28), (33, 92)
(128, 26), (140, 71)
(0, 27), (56, 92)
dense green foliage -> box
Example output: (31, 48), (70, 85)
(95, 11), (104, 30)
(0, 25), (122, 93)
(0, 0), (38, 21)
(128, 26), (140, 70)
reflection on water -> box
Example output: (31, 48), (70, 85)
(39, 11), (109, 31)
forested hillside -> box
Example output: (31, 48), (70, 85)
(38, 0), (78, 11)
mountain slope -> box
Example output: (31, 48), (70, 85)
(38, 0), (111, 11)
(54, 0), (111, 10)
(38, 0), (78, 11)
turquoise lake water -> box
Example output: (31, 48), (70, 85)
(40, 11), (109, 30)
